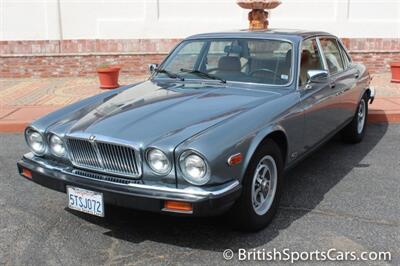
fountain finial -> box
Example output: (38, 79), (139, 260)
(237, 0), (281, 30)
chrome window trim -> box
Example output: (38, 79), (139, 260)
(316, 37), (329, 71)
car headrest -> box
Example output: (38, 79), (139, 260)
(301, 50), (312, 64)
(224, 45), (242, 55)
(285, 49), (292, 64)
(218, 56), (241, 72)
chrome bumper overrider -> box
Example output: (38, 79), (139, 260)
(369, 86), (376, 104)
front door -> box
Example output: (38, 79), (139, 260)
(299, 38), (339, 152)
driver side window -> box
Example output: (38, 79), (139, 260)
(299, 38), (324, 86)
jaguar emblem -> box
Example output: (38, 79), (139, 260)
(89, 135), (96, 142)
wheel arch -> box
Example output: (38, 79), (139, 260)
(365, 87), (372, 98)
(241, 126), (289, 179)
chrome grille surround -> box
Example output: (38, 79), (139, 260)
(66, 137), (142, 178)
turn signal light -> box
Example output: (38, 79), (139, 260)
(227, 153), (243, 166)
(21, 168), (32, 179)
(164, 200), (193, 212)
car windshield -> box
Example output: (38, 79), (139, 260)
(155, 38), (293, 86)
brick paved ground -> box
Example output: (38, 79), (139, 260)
(0, 72), (399, 132)
(0, 75), (146, 131)
(0, 75), (145, 107)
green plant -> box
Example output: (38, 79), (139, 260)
(97, 63), (111, 69)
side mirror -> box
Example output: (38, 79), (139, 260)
(307, 70), (329, 84)
(148, 64), (158, 74)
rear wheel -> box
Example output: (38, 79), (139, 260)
(342, 94), (368, 143)
(230, 139), (284, 232)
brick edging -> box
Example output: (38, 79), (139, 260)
(1, 50), (399, 58)
(2, 38), (399, 55)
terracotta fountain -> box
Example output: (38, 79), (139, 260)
(237, 0), (281, 30)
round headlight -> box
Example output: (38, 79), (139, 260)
(179, 151), (210, 185)
(49, 134), (66, 157)
(25, 128), (46, 155)
(146, 149), (171, 175)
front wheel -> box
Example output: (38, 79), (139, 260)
(229, 139), (284, 232)
(342, 94), (368, 143)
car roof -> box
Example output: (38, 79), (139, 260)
(185, 29), (334, 41)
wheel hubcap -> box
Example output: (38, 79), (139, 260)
(357, 99), (366, 134)
(251, 155), (278, 216)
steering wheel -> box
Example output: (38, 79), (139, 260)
(249, 68), (281, 80)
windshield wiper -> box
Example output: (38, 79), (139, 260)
(180, 68), (226, 83)
(155, 69), (184, 81)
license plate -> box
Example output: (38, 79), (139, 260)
(67, 186), (104, 217)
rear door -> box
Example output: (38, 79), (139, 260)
(337, 39), (361, 120)
(318, 37), (359, 124)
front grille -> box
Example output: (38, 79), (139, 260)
(67, 138), (141, 178)
(72, 169), (132, 185)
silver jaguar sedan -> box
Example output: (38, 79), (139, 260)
(18, 29), (375, 231)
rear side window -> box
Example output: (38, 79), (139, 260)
(338, 42), (352, 68)
(319, 38), (345, 75)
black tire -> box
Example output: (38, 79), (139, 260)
(229, 139), (284, 232)
(342, 93), (369, 143)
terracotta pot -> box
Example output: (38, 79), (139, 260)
(390, 62), (400, 83)
(97, 66), (121, 89)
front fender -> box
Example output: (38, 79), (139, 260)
(241, 125), (288, 178)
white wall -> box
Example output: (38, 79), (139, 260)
(1, 0), (399, 40)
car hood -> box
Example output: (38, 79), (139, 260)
(56, 80), (282, 147)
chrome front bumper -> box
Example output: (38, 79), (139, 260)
(17, 153), (242, 216)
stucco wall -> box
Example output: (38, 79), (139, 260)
(1, 0), (399, 78)
(1, 0), (399, 40)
